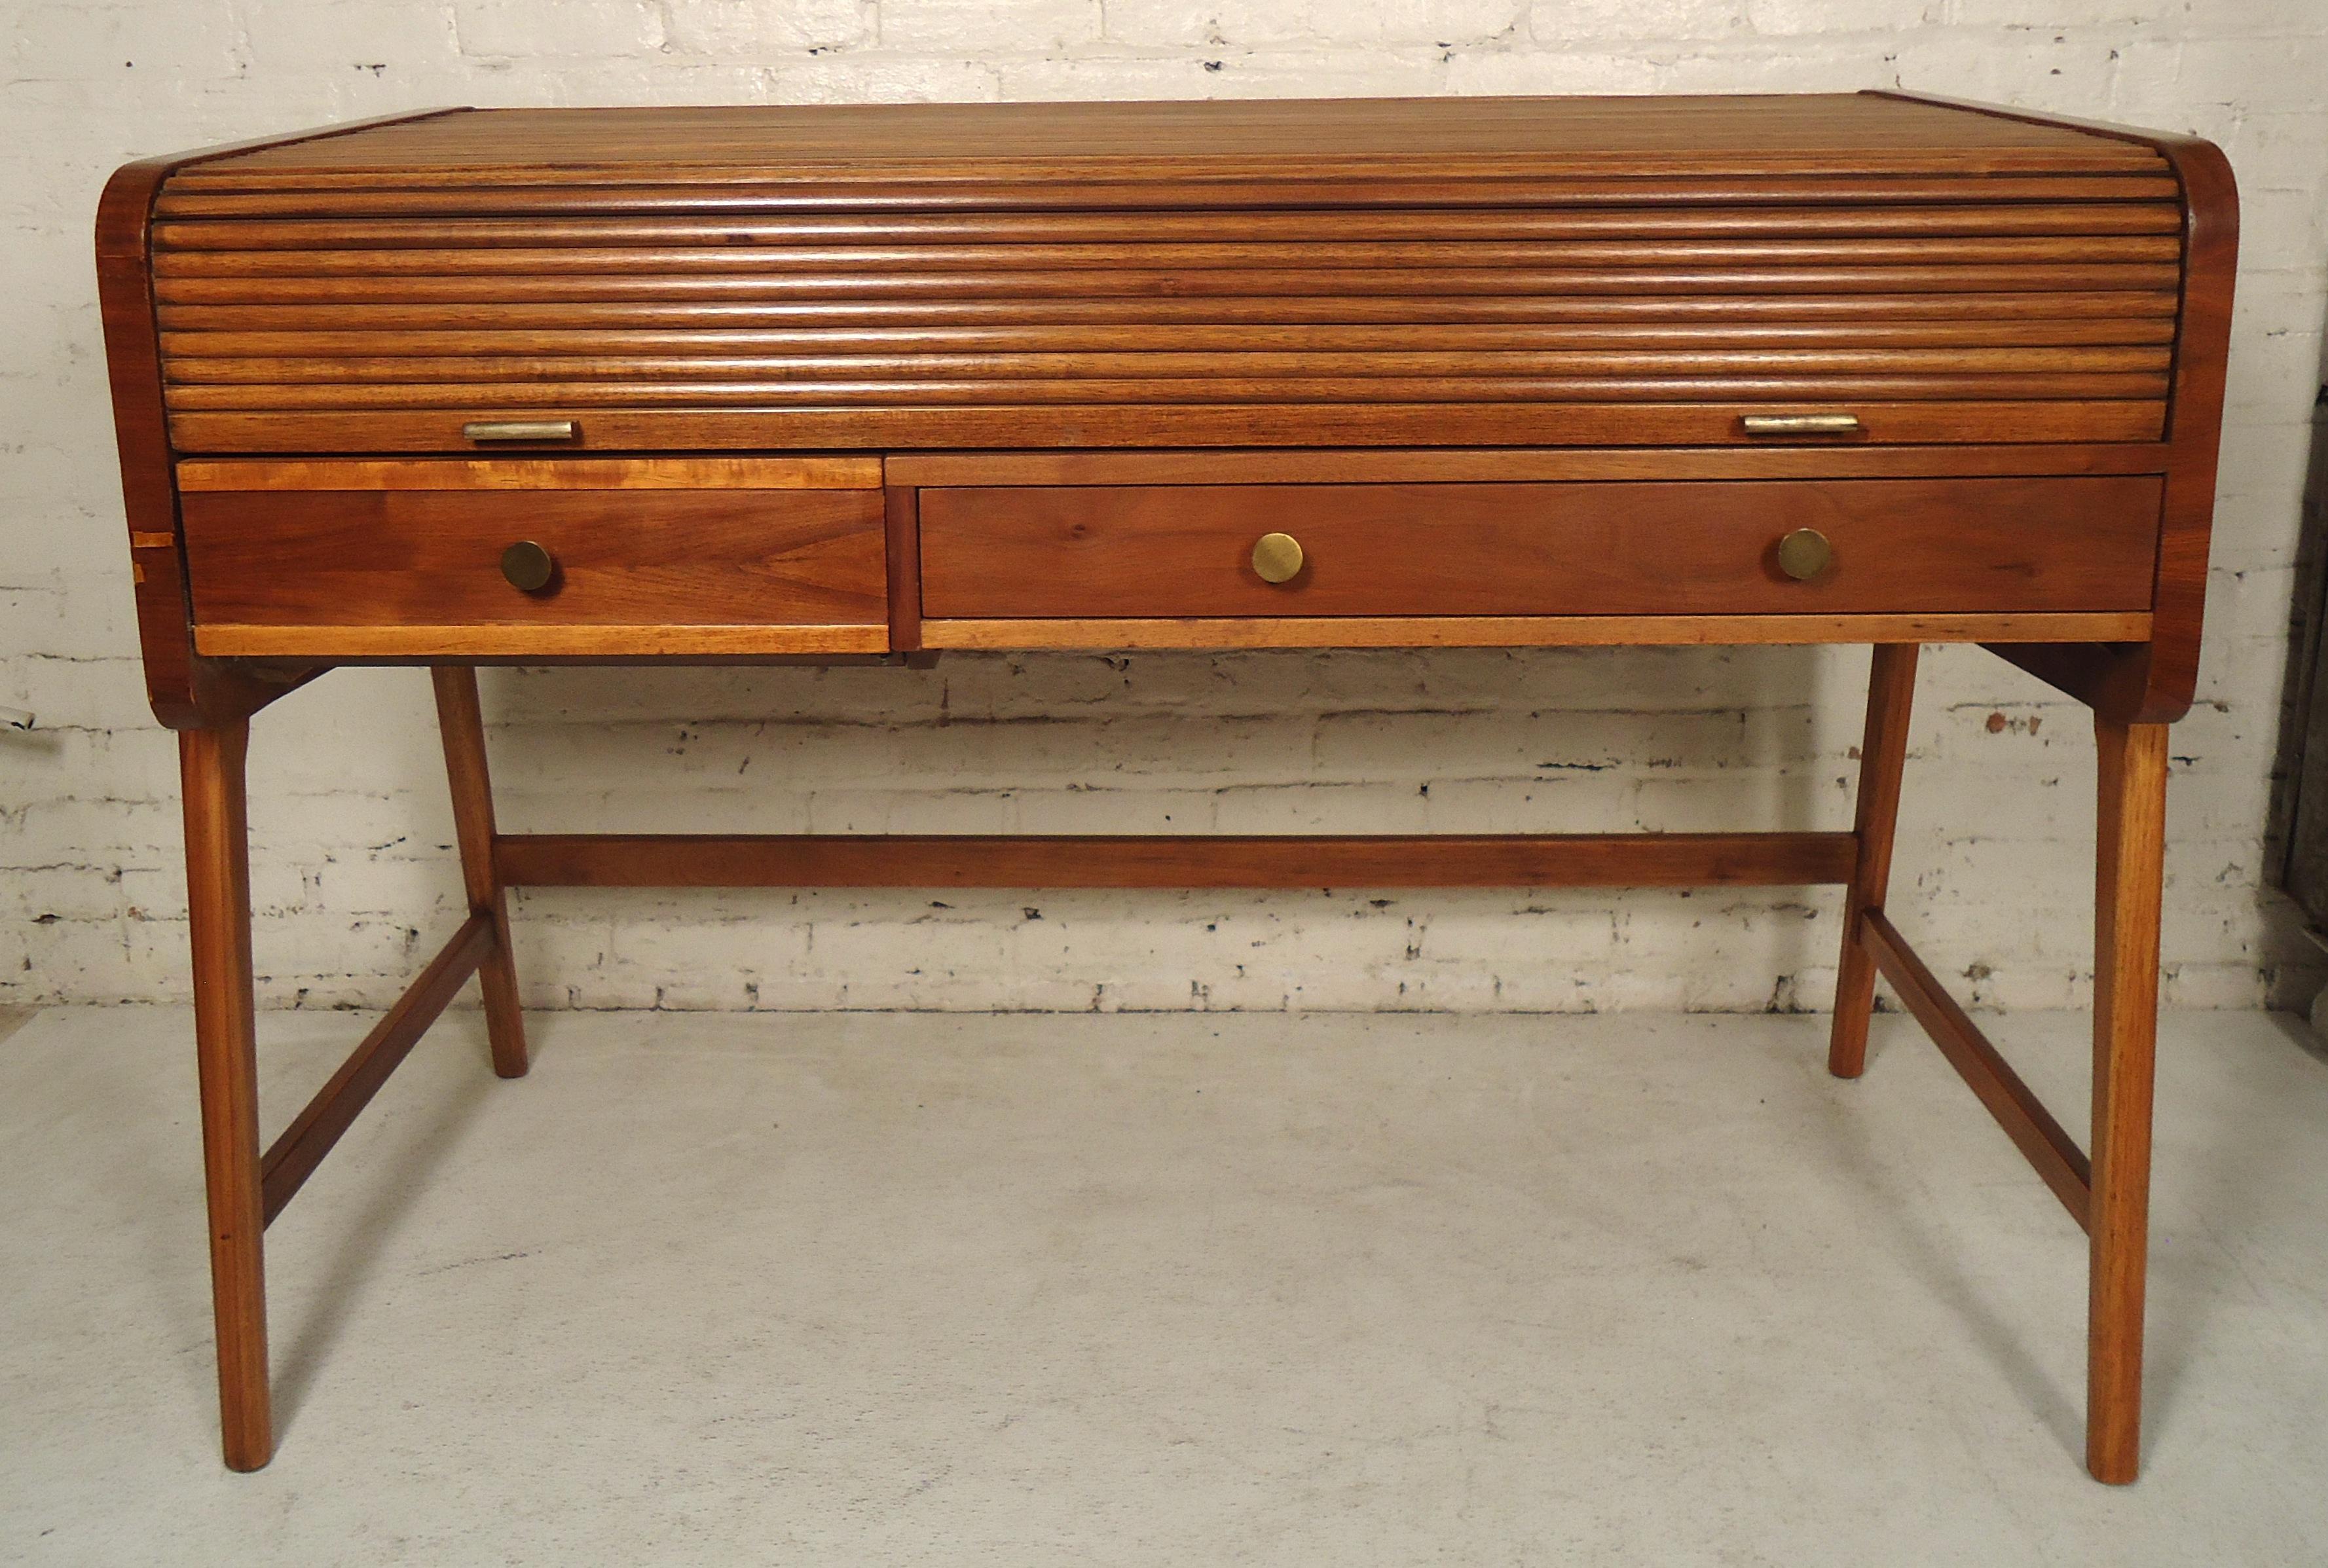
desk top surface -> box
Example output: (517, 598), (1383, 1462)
(177, 94), (2164, 185)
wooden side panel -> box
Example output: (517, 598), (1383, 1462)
(1892, 98), (2239, 721)
(2140, 137), (2241, 717)
(100, 158), (195, 726)
(920, 477), (2164, 619)
(96, 110), (468, 728)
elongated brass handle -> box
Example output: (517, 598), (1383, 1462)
(1251, 532), (1304, 585)
(1776, 528), (1833, 581)
(463, 419), (578, 443)
(1741, 413), (1863, 437)
(500, 540), (557, 592)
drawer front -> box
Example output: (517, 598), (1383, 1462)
(919, 476), (2163, 619)
(181, 458), (889, 656)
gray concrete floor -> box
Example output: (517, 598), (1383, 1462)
(2, 1005), (2324, 1565)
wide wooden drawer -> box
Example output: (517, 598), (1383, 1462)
(918, 475), (2162, 620)
(180, 458), (890, 657)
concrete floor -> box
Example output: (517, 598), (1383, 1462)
(2, 1006), (2324, 1565)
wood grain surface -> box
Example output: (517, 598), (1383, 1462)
(164, 97), (2168, 180)
(919, 476), (2164, 619)
(143, 96), (2183, 456)
(2088, 717), (2170, 1482)
(189, 623), (894, 657)
(258, 915), (492, 1226)
(176, 456), (880, 490)
(97, 111), (460, 728)
(492, 830), (1862, 890)
(1864, 908), (2094, 1226)
(915, 612), (2151, 650)
(1828, 642), (1919, 1080)
(183, 484), (887, 632)
(884, 443), (2171, 486)
(431, 666), (528, 1080)
(94, 93), (2242, 1487)
(177, 722), (271, 1471)
(162, 401), (2171, 455)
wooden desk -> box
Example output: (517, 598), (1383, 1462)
(96, 92), (2237, 1480)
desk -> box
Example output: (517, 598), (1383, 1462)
(96, 92), (2237, 1480)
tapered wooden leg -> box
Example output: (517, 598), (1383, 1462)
(1828, 643), (1920, 1078)
(2088, 716), (2167, 1484)
(180, 722), (272, 1472)
(432, 666), (528, 1078)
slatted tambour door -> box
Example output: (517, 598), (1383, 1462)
(145, 98), (2189, 453)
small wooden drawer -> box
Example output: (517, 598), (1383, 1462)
(181, 458), (890, 657)
(918, 475), (2163, 621)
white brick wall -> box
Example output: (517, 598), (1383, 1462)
(3, 1), (2324, 1015)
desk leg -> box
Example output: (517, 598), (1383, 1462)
(1828, 643), (1919, 1078)
(432, 666), (528, 1078)
(2088, 716), (2166, 1484)
(180, 722), (272, 1472)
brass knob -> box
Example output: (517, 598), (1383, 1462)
(500, 540), (557, 593)
(1775, 528), (1832, 581)
(1251, 532), (1304, 585)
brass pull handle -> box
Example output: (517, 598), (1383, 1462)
(1741, 413), (1863, 437)
(463, 419), (578, 443)
(500, 540), (557, 593)
(1776, 528), (1833, 581)
(1251, 532), (1304, 585)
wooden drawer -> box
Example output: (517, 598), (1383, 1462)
(179, 458), (890, 657)
(918, 475), (2162, 621)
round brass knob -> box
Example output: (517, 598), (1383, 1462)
(500, 539), (557, 593)
(1251, 531), (1305, 585)
(1775, 528), (1832, 582)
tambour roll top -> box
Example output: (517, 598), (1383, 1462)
(145, 95), (2189, 454)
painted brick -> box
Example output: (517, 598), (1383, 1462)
(8, 3), (246, 82)
(993, 56), (1244, 98)
(1749, 0), (1949, 33)
(876, 0), (1101, 52)
(451, 0), (665, 58)
(1101, 1), (1314, 49)
(246, 3), (462, 73)
(1, 0), (2321, 1020)
(1162, 49), (1454, 97)
(769, 54), (1001, 101)
(1528, 0), (1752, 46)
(1650, 46), (1893, 95)
(663, 0), (872, 54)
(1306, 0), (1526, 46)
